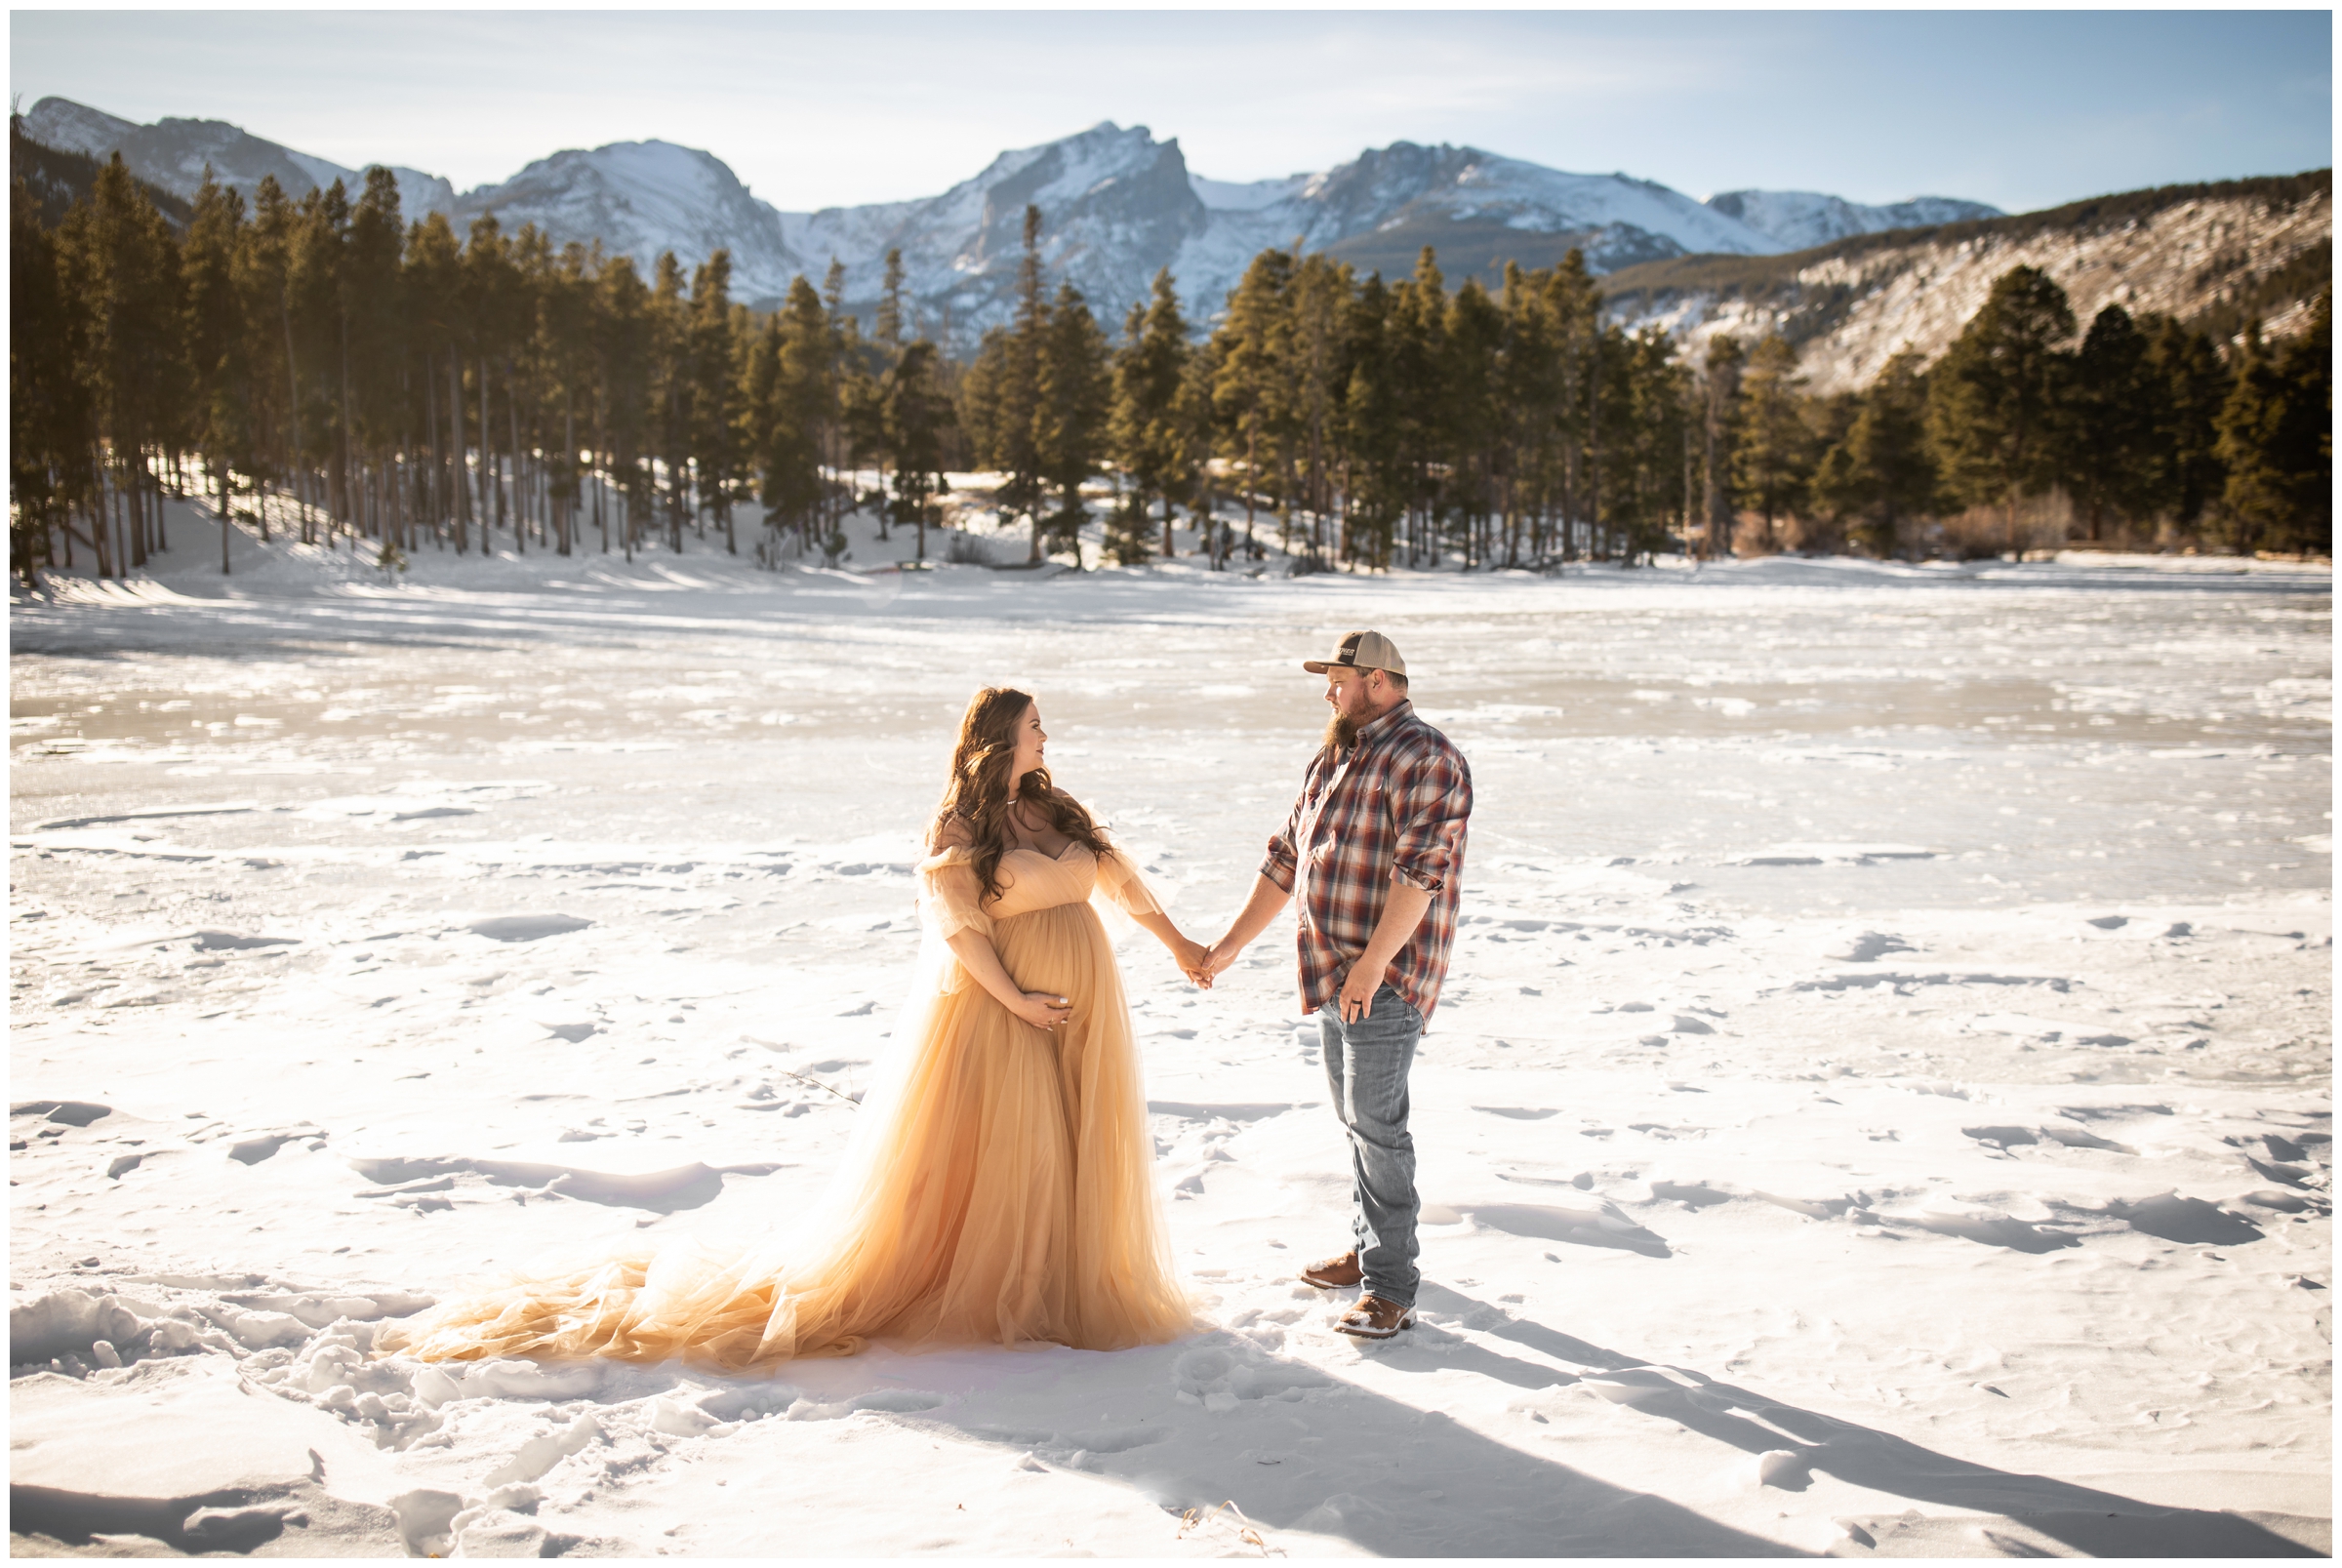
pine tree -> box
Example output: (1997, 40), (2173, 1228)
(291, 181), (353, 544)
(647, 250), (692, 549)
(1336, 271), (1402, 570)
(2144, 314), (2229, 530)
(758, 274), (831, 545)
(595, 253), (655, 556)
(537, 240), (597, 556)
(500, 221), (551, 557)
(1612, 326), (1692, 560)
(1697, 336), (1743, 560)
(1211, 249), (1297, 550)
(2064, 304), (2160, 542)
(1441, 276), (1504, 567)
(1809, 350), (1936, 556)
(11, 174), (99, 581)
(343, 168), (405, 551)
(1111, 267), (1192, 558)
(1035, 281), (1110, 558)
(402, 210), (468, 548)
(1925, 264), (2076, 554)
(951, 211), (1053, 559)
(1492, 261), (1559, 568)
(1001, 207), (1049, 559)
(2214, 291), (2332, 556)
(1730, 334), (1812, 552)
(183, 170), (255, 572)
(1544, 250), (1603, 562)
(839, 366), (888, 534)
(1286, 254), (1351, 564)
(1172, 330), (1223, 566)
(62, 153), (187, 571)
(875, 248), (906, 357)
(882, 339), (955, 560)
(1389, 248), (1448, 564)
(688, 249), (740, 552)
(821, 261), (858, 537)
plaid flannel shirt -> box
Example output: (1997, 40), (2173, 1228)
(1261, 700), (1473, 1023)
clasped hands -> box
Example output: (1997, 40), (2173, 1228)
(1174, 936), (1231, 990)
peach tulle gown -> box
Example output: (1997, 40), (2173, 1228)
(385, 837), (1196, 1370)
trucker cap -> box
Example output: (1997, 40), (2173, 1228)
(1303, 629), (1407, 677)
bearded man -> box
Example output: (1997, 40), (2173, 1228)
(1196, 630), (1473, 1338)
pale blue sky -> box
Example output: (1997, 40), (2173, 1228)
(12, 10), (2332, 215)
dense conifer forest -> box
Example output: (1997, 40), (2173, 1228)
(10, 127), (2332, 584)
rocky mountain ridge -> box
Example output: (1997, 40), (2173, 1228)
(1704, 189), (2001, 252)
(1601, 172), (2333, 394)
(20, 95), (2000, 342)
(22, 97), (454, 233)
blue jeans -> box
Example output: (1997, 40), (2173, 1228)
(1317, 982), (1424, 1308)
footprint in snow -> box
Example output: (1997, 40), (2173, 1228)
(464, 915), (591, 943)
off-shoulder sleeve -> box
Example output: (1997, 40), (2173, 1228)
(916, 847), (993, 941)
(1091, 844), (1165, 921)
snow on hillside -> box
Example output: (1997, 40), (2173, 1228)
(1706, 189), (2005, 252)
(34, 95), (2081, 350)
(1301, 146), (1781, 257)
(791, 130), (1794, 341)
(456, 140), (804, 302)
(1619, 183), (2332, 394)
(1191, 171), (1312, 211)
(23, 97), (454, 226)
(786, 122), (1206, 340)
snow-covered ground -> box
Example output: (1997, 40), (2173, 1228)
(11, 502), (2331, 1558)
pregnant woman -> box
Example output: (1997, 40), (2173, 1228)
(390, 686), (1203, 1367)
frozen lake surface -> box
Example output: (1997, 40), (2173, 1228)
(10, 515), (2331, 1557)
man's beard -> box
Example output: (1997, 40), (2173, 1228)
(1322, 709), (1359, 754)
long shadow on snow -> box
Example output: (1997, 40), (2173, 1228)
(774, 1274), (2315, 1558)
(858, 1326), (1797, 1558)
(1423, 1285), (2314, 1558)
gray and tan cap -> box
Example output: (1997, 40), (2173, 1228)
(1303, 629), (1407, 677)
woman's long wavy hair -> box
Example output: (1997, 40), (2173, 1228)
(931, 687), (1112, 905)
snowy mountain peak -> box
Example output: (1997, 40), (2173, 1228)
(22, 96), (454, 225)
(1191, 171), (1312, 212)
(781, 122), (1206, 340)
(455, 139), (801, 298)
(1705, 188), (2005, 251)
(20, 94), (2013, 345)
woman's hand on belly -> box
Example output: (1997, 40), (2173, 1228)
(1007, 990), (1073, 1031)
(948, 927), (1071, 1030)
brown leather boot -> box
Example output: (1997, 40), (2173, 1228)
(1334, 1294), (1414, 1339)
(1298, 1249), (1362, 1289)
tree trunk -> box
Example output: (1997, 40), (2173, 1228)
(449, 350), (469, 554)
(507, 373), (524, 556)
(1243, 430), (1257, 543)
(127, 459), (148, 568)
(116, 463), (135, 570)
(279, 300), (305, 544)
(339, 310), (356, 539)
(562, 398), (578, 557)
(424, 352), (441, 546)
(476, 356), (493, 538)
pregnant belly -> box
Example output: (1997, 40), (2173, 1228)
(990, 902), (1111, 1002)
